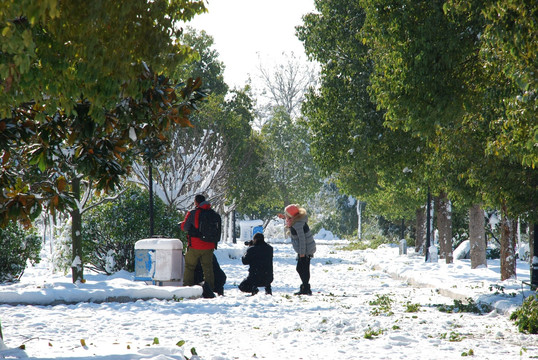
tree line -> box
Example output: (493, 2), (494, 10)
(296, 0), (537, 280)
(2, 0), (535, 284)
(0, 1), (326, 283)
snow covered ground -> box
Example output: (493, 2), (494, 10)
(1, 236), (537, 360)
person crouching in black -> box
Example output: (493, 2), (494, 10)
(239, 233), (273, 295)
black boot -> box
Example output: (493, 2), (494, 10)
(251, 285), (259, 296)
(294, 284), (312, 295)
(294, 284), (305, 295)
(265, 285), (272, 295)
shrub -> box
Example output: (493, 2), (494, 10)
(369, 294), (394, 316)
(437, 298), (492, 314)
(48, 217), (74, 274)
(82, 185), (184, 274)
(0, 221), (41, 283)
(486, 247), (501, 260)
(510, 295), (538, 334)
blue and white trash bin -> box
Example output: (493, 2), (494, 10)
(134, 238), (184, 286)
(252, 225), (263, 236)
(239, 220), (263, 243)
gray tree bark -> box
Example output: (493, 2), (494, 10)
(500, 205), (517, 280)
(436, 192), (453, 264)
(530, 224), (535, 266)
(70, 176), (84, 283)
(469, 204), (487, 269)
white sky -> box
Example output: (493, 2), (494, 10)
(186, 0), (316, 89)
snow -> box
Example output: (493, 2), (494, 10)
(135, 239), (184, 250)
(453, 240), (471, 260)
(1, 236), (537, 360)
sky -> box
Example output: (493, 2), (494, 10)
(186, 0), (317, 89)
(1, 227), (537, 359)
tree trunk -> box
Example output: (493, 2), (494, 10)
(531, 224), (536, 264)
(500, 205), (517, 280)
(469, 204), (487, 269)
(415, 207), (426, 254)
(437, 192), (453, 264)
(222, 211), (229, 243)
(232, 210), (237, 244)
(70, 176), (84, 283)
(531, 224), (538, 287)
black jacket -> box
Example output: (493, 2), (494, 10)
(242, 241), (273, 286)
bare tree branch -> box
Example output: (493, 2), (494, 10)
(256, 52), (318, 126)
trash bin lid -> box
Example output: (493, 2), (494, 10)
(135, 238), (183, 250)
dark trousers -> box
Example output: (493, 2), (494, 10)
(296, 256), (311, 285)
(239, 278), (272, 294)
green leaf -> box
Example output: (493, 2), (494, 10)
(22, 29), (33, 48)
(38, 153), (48, 172)
(2, 25), (12, 37)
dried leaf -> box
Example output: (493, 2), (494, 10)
(57, 176), (67, 192)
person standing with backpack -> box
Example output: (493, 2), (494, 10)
(181, 194), (221, 298)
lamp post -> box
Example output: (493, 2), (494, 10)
(425, 190), (431, 262)
(357, 200), (362, 240)
(148, 159), (154, 238)
(529, 223), (538, 289)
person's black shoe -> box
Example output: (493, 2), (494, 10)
(251, 287), (259, 296)
(265, 286), (272, 295)
(294, 284), (312, 295)
(202, 282), (216, 298)
(215, 287), (224, 296)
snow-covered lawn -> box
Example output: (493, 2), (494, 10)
(1, 238), (536, 359)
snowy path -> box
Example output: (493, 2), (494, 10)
(1, 243), (537, 359)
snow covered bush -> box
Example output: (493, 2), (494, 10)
(82, 186), (184, 274)
(0, 222), (41, 283)
(510, 295), (538, 334)
(50, 219), (74, 274)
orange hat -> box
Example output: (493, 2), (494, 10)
(285, 204), (300, 217)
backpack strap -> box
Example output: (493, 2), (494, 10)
(194, 208), (202, 229)
(187, 208), (203, 238)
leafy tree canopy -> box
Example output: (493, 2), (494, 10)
(0, 0), (206, 119)
(297, 0), (426, 220)
(0, 1), (208, 228)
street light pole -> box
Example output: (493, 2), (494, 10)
(149, 159), (154, 238)
(357, 200), (362, 241)
(529, 223), (538, 289)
